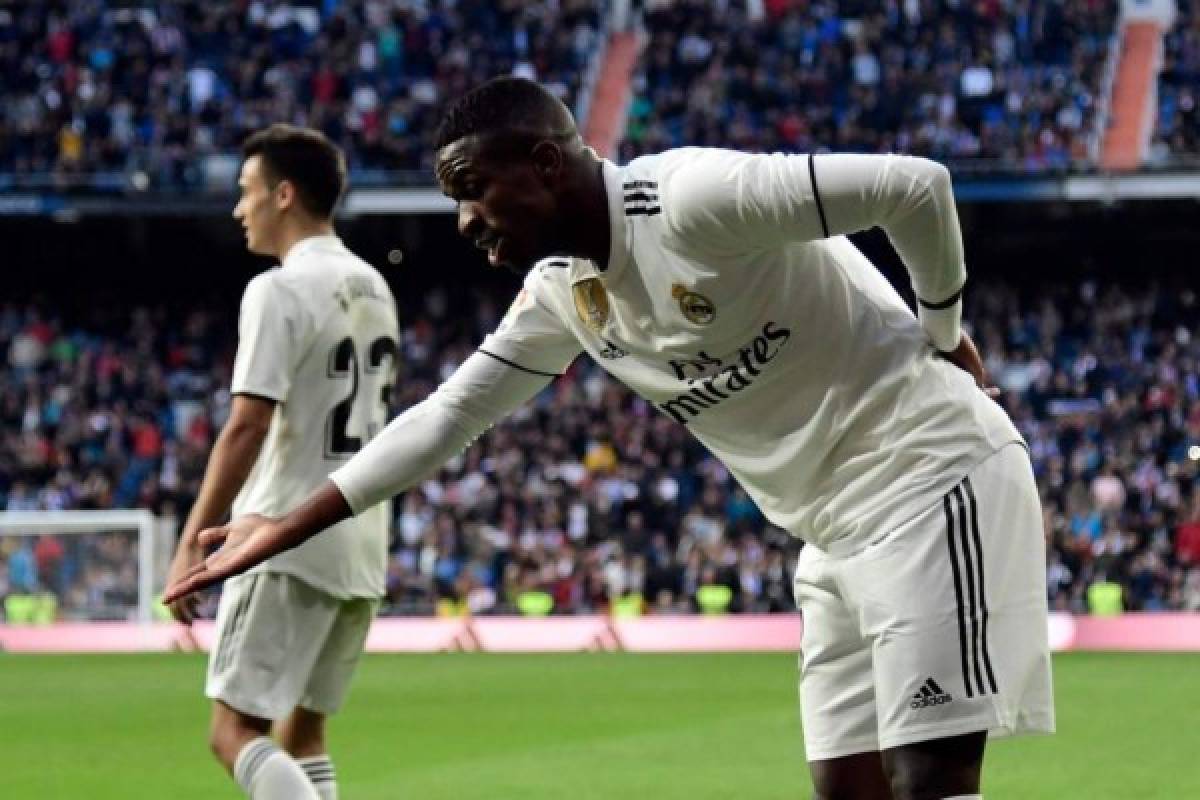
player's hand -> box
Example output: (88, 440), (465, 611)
(939, 332), (1000, 399)
(165, 539), (205, 625)
(162, 514), (286, 604)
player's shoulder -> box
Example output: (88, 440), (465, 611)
(620, 148), (755, 234)
(525, 255), (575, 289)
(241, 267), (285, 307)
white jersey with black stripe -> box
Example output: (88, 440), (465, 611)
(332, 149), (1021, 555)
(232, 235), (399, 597)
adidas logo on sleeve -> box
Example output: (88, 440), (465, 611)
(910, 677), (953, 709)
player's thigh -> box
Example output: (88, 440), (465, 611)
(842, 444), (1053, 752)
(206, 573), (341, 721)
(298, 596), (379, 716)
(795, 545), (880, 763)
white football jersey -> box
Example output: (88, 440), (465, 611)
(474, 150), (1021, 554)
(232, 234), (399, 597)
(332, 149), (1021, 556)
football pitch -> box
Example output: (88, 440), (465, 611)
(1, 652), (1196, 798)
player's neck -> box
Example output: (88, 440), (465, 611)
(560, 155), (610, 269)
(274, 219), (335, 263)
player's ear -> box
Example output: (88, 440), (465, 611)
(274, 179), (295, 212)
(530, 140), (563, 185)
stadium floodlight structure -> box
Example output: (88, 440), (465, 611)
(0, 510), (161, 622)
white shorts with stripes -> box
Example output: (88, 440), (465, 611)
(205, 572), (377, 721)
(794, 443), (1055, 761)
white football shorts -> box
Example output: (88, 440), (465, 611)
(205, 572), (378, 721)
(795, 443), (1055, 760)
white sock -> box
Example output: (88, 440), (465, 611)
(233, 737), (319, 800)
(296, 754), (338, 800)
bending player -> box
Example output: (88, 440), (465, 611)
(166, 79), (1053, 800)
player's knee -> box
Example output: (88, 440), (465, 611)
(810, 759), (888, 800)
(884, 731), (985, 800)
(209, 705), (271, 769)
(885, 754), (976, 800)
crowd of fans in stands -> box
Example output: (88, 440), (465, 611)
(0, 0), (602, 189)
(622, 0), (1119, 171)
(7, 0), (1200, 182)
(3, 276), (1200, 619)
(1154, 0), (1200, 162)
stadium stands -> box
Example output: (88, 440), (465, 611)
(0, 0), (603, 190)
(621, 0), (1119, 172)
(1153, 0), (1200, 163)
(3, 278), (1200, 619)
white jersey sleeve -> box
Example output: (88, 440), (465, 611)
(231, 271), (309, 401)
(661, 150), (966, 351)
(330, 268), (581, 514)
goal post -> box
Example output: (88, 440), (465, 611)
(0, 510), (167, 623)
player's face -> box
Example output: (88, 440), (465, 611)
(435, 136), (564, 274)
(233, 155), (283, 257)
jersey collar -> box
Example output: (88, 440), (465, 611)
(282, 234), (343, 268)
(600, 159), (630, 282)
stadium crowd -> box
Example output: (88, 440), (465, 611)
(2, 0), (1139, 188)
(1153, 0), (1200, 161)
(0, 0), (602, 189)
(621, 0), (1119, 171)
(3, 276), (1200, 620)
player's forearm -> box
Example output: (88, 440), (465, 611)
(329, 398), (484, 514)
(330, 350), (550, 514)
(179, 423), (268, 544)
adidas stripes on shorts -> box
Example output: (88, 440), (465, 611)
(206, 572), (378, 721)
(794, 443), (1055, 760)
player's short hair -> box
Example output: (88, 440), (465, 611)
(435, 76), (578, 151)
(241, 124), (346, 218)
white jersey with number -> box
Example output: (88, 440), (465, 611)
(232, 234), (399, 597)
(331, 149), (1022, 556)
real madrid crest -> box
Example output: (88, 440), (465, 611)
(572, 277), (611, 332)
(672, 284), (716, 325)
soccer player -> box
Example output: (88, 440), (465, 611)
(165, 124), (399, 800)
(165, 79), (1054, 799)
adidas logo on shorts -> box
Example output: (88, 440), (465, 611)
(910, 677), (953, 709)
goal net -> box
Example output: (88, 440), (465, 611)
(0, 510), (174, 623)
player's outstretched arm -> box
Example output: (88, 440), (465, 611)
(164, 481), (351, 601)
(163, 347), (557, 603)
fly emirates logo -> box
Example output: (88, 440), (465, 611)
(658, 321), (791, 424)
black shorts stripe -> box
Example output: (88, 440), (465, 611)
(917, 286), (965, 311)
(963, 477), (999, 693)
(943, 494), (974, 698)
(808, 154), (830, 238)
(477, 348), (561, 378)
(625, 206), (662, 216)
(953, 486), (987, 696)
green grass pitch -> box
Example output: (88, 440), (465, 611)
(1, 652), (1196, 798)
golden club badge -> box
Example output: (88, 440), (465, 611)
(673, 284), (716, 325)
(572, 277), (611, 332)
